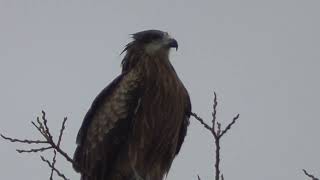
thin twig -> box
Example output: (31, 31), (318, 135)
(211, 92), (218, 135)
(219, 114), (239, 137)
(16, 146), (52, 153)
(41, 155), (69, 180)
(0, 134), (47, 144)
(197, 175), (201, 180)
(191, 112), (212, 131)
(32, 120), (47, 137)
(303, 169), (319, 180)
(57, 117), (67, 147)
(216, 122), (222, 137)
(41, 110), (53, 141)
(192, 91), (240, 180)
(52, 144), (74, 165)
(50, 150), (57, 180)
(1, 111), (76, 180)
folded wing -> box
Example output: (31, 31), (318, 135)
(73, 71), (143, 180)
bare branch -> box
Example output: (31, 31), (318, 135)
(36, 117), (46, 133)
(41, 110), (53, 141)
(191, 112), (212, 131)
(57, 117), (67, 147)
(41, 155), (69, 180)
(303, 169), (319, 180)
(193, 91), (240, 180)
(32, 120), (47, 138)
(214, 139), (221, 180)
(197, 175), (201, 180)
(211, 92), (218, 134)
(216, 122), (222, 137)
(1, 111), (77, 180)
(219, 114), (239, 138)
(53, 144), (74, 165)
(16, 146), (52, 153)
(0, 134), (47, 144)
(50, 150), (57, 180)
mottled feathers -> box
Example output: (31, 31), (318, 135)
(73, 30), (191, 180)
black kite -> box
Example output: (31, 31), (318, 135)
(73, 30), (191, 180)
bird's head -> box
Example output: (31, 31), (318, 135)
(123, 30), (178, 56)
(121, 30), (178, 72)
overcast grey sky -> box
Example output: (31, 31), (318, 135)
(1, 0), (319, 179)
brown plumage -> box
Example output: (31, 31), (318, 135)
(73, 30), (191, 180)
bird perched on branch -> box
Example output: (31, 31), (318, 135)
(73, 30), (191, 180)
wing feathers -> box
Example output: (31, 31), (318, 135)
(73, 70), (143, 177)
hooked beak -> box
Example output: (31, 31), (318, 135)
(167, 38), (178, 51)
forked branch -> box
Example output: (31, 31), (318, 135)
(1, 111), (74, 180)
(191, 92), (240, 180)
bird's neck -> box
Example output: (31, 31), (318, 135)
(121, 49), (173, 75)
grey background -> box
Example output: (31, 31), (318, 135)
(0, 0), (319, 179)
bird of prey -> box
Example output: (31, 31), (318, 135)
(73, 30), (191, 180)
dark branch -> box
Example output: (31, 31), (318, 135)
(219, 114), (240, 138)
(16, 146), (52, 153)
(1, 111), (75, 180)
(191, 112), (212, 131)
(57, 117), (67, 147)
(303, 169), (319, 180)
(50, 150), (57, 180)
(32, 120), (47, 137)
(211, 92), (218, 135)
(216, 122), (222, 137)
(0, 134), (47, 144)
(192, 92), (240, 180)
(41, 155), (69, 180)
(197, 175), (201, 180)
(41, 110), (53, 140)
